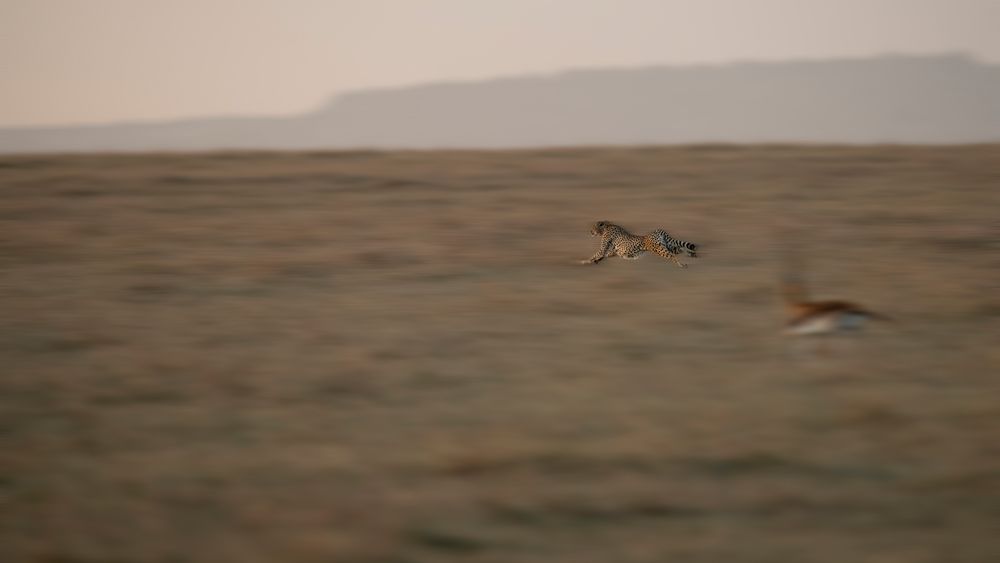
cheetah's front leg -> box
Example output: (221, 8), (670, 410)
(582, 239), (614, 264)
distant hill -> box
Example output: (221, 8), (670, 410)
(2, 54), (999, 153)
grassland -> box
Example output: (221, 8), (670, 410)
(1, 146), (998, 563)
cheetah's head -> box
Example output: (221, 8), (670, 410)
(591, 221), (612, 236)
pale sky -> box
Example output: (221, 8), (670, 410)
(2, 0), (999, 127)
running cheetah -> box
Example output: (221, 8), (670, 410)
(582, 221), (698, 269)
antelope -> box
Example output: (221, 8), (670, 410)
(782, 281), (891, 336)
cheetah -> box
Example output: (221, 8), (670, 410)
(582, 221), (698, 269)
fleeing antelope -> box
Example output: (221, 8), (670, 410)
(782, 281), (891, 336)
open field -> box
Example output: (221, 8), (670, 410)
(2, 146), (998, 563)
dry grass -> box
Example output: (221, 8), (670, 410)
(1, 146), (998, 563)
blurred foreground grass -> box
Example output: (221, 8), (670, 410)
(1, 146), (998, 563)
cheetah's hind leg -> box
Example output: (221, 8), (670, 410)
(650, 243), (687, 269)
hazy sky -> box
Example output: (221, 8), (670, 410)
(2, 0), (999, 127)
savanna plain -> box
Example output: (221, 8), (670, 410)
(2, 146), (998, 563)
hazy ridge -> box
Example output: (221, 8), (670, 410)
(2, 54), (1000, 153)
